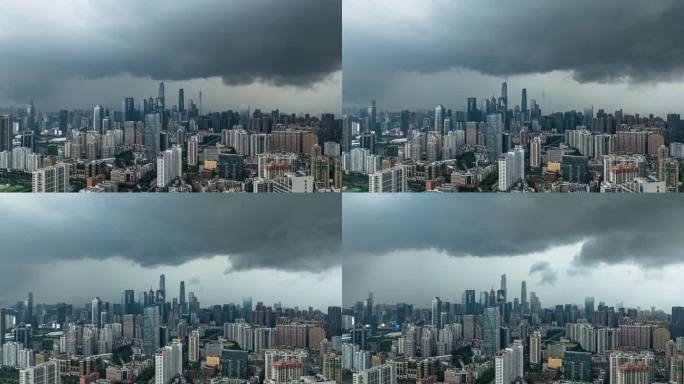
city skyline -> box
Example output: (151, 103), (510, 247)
(343, 0), (684, 115)
(0, 195), (341, 308)
(0, 0), (341, 114)
(343, 194), (684, 309)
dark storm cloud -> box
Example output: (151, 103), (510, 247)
(529, 261), (557, 285)
(0, 0), (341, 102)
(344, 0), (684, 104)
(0, 195), (340, 273)
(343, 195), (684, 269)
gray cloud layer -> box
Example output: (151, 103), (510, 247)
(343, 195), (684, 269)
(0, 0), (341, 104)
(0, 195), (341, 273)
(344, 0), (684, 106)
(529, 261), (557, 285)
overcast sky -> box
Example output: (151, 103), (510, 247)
(343, 195), (684, 311)
(0, 0), (341, 115)
(343, 0), (684, 116)
(0, 195), (341, 309)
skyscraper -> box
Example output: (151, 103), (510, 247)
(435, 104), (445, 134)
(93, 105), (103, 133)
(520, 281), (527, 314)
(159, 274), (166, 299)
(530, 331), (541, 365)
(25, 292), (33, 328)
(122, 97), (135, 122)
(500, 274), (506, 296)
(585, 297), (595, 323)
(672, 307), (684, 338)
(486, 114), (503, 163)
(521, 88), (527, 114)
(431, 297), (442, 328)
(467, 97), (478, 122)
(179, 281), (186, 313)
(144, 113), (161, 160)
(0, 307), (6, 346)
(189, 330), (199, 363)
(144, 306), (160, 355)
(0, 115), (12, 152)
(178, 88), (185, 113)
(155, 339), (182, 384)
(483, 306), (500, 356)
(243, 297), (253, 323)
(367, 99), (376, 133)
(123, 290), (135, 315)
(91, 297), (101, 328)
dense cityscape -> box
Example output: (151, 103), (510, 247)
(0, 83), (343, 192)
(0, 274), (345, 384)
(341, 82), (684, 192)
(343, 274), (684, 384)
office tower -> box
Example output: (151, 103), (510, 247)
(368, 165), (407, 193)
(122, 97), (135, 122)
(501, 81), (508, 107)
(342, 117), (353, 153)
(466, 97), (478, 122)
(435, 104), (445, 133)
(188, 330), (199, 363)
(674, 307), (684, 339)
(217, 153), (244, 180)
(584, 105), (594, 130)
(159, 274), (166, 299)
(144, 113), (161, 160)
(365, 99), (377, 134)
(561, 155), (589, 184)
(19, 360), (60, 384)
(123, 290), (135, 315)
(564, 351), (592, 382)
(484, 307), (500, 356)
(327, 306), (342, 337)
(143, 306), (160, 355)
(25, 292), (33, 328)
(242, 297), (253, 323)
(463, 290), (476, 315)
(178, 88), (184, 113)
(220, 349), (249, 379)
(520, 281), (527, 314)
(585, 297), (595, 323)
(363, 292), (374, 326)
(0, 308), (5, 346)
(352, 364), (392, 384)
(486, 114), (503, 162)
(158, 81), (165, 100)
(32, 163), (69, 192)
(0, 115), (12, 152)
(431, 297), (442, 328)
(91, 297), (101, 328)
(530, 331), (541, 365)
(521, 88), (527, 114)
(155, 339), (182, 384)
(93, 105), (103, 133)
(179, 281), (186, 312)
(400, 110), (410, 135)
